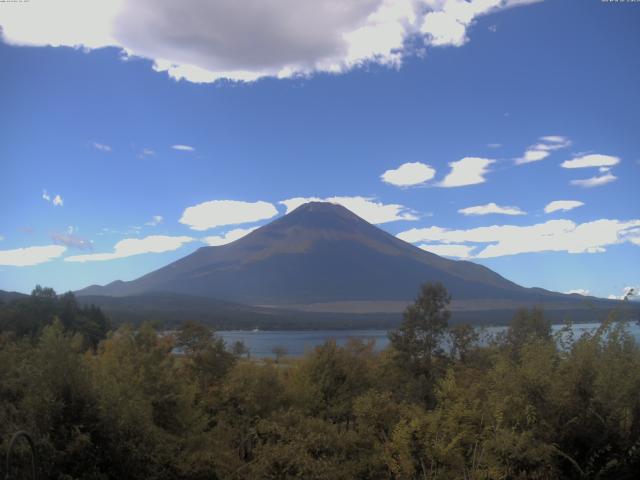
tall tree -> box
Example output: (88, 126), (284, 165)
(388, 282), (451, 404)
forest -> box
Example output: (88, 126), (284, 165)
(1, 284), (639, 479)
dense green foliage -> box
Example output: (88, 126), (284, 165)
(0, 286), (110, 348)
(1, 284), (640, 479)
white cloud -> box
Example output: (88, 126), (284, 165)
(515, 135), (571, 165)
(419, 243), (475, 258)
(540, 135), (567, 143)
(92, 142), (112, 152)
(64, 235), (194, 262)
(628, 229), (640, 246)
(561, 154), (620, 169)
(397, 218), (640, 258)
(0, 0), (539, 83)
(42, 190), (63, 206)
(145, 215), (164, 227)
(544, 200), (584, 214)
(0, 245), (67, 266)
(279, 196), (417, 224)
(172, 144), (195, 152)
(570, 172), (617, 188)
(381, 162), (436, 187)
(458, 202), (525, 216)
(608, 286), (639, 301)
(439, 157), (494, 187)
(180, 200), (278, 231)
(138, 148), (156, 159)
(565, 289), (590, 296)
(202, 227), (259, 246)
(518, 149), (550, 164)
(0, 1), (121, 48)
(487, 143), (502, 149)
(420, 0), (542, 47)
(623, 286), (639, 300)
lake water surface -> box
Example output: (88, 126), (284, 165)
(218, 322), (640, 359)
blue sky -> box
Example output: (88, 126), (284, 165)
(0, 0), (639, 299)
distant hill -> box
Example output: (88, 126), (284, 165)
(0, 290), (28, 303)
(76, 202), (630, 325)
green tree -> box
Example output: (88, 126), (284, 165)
(289, 339), (375, 426)
(0, 287), (110, 346)
(231, 339), (250, 358)
(388, 282), (451, 405)
(449, 323), (479, 363)
(176, 321), (236, 392)
(506, 307), (552, 354)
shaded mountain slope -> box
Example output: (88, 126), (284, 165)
(76, 202), (616, 310)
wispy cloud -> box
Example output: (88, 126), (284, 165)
(138, 148), (156, 159)
(381, 162), (436, 187)
(565, 289), (590, 296)
(398, 218), (640, 258)
(92, 142), (112, 152)
(279, 196), (418, 224)
(172, 144), (195, 152)
(180, 200), (278, 231)
(65, 235), (194, 262)
(0, 245), (67, 266)
(202, 227), (259, 246)
(570, 172), (617, 188)
(544, 200), (584, 214)
(515, 135), (571, 165)
(561, 154), (620, 169)
(145, 215), (164, 227)
(42, 190), (63, 207)
(458, 203), (525, 216)
(438, 157), (494, 188)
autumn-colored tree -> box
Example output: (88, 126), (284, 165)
(2, 286), (640, 479)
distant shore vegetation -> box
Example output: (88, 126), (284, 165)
(1, 285), (640, 479)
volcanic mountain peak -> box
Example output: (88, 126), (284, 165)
(251, 201), (384, 241)
(76, 201), (585, 308)
(279, 201), (369, 227)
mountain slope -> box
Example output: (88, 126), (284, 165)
(76, 202), (610, 309)
(0, 290), (28, 303)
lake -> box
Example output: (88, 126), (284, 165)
(218, 322), (640, 359)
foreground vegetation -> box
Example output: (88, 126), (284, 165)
(1, 285), (640, 479)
